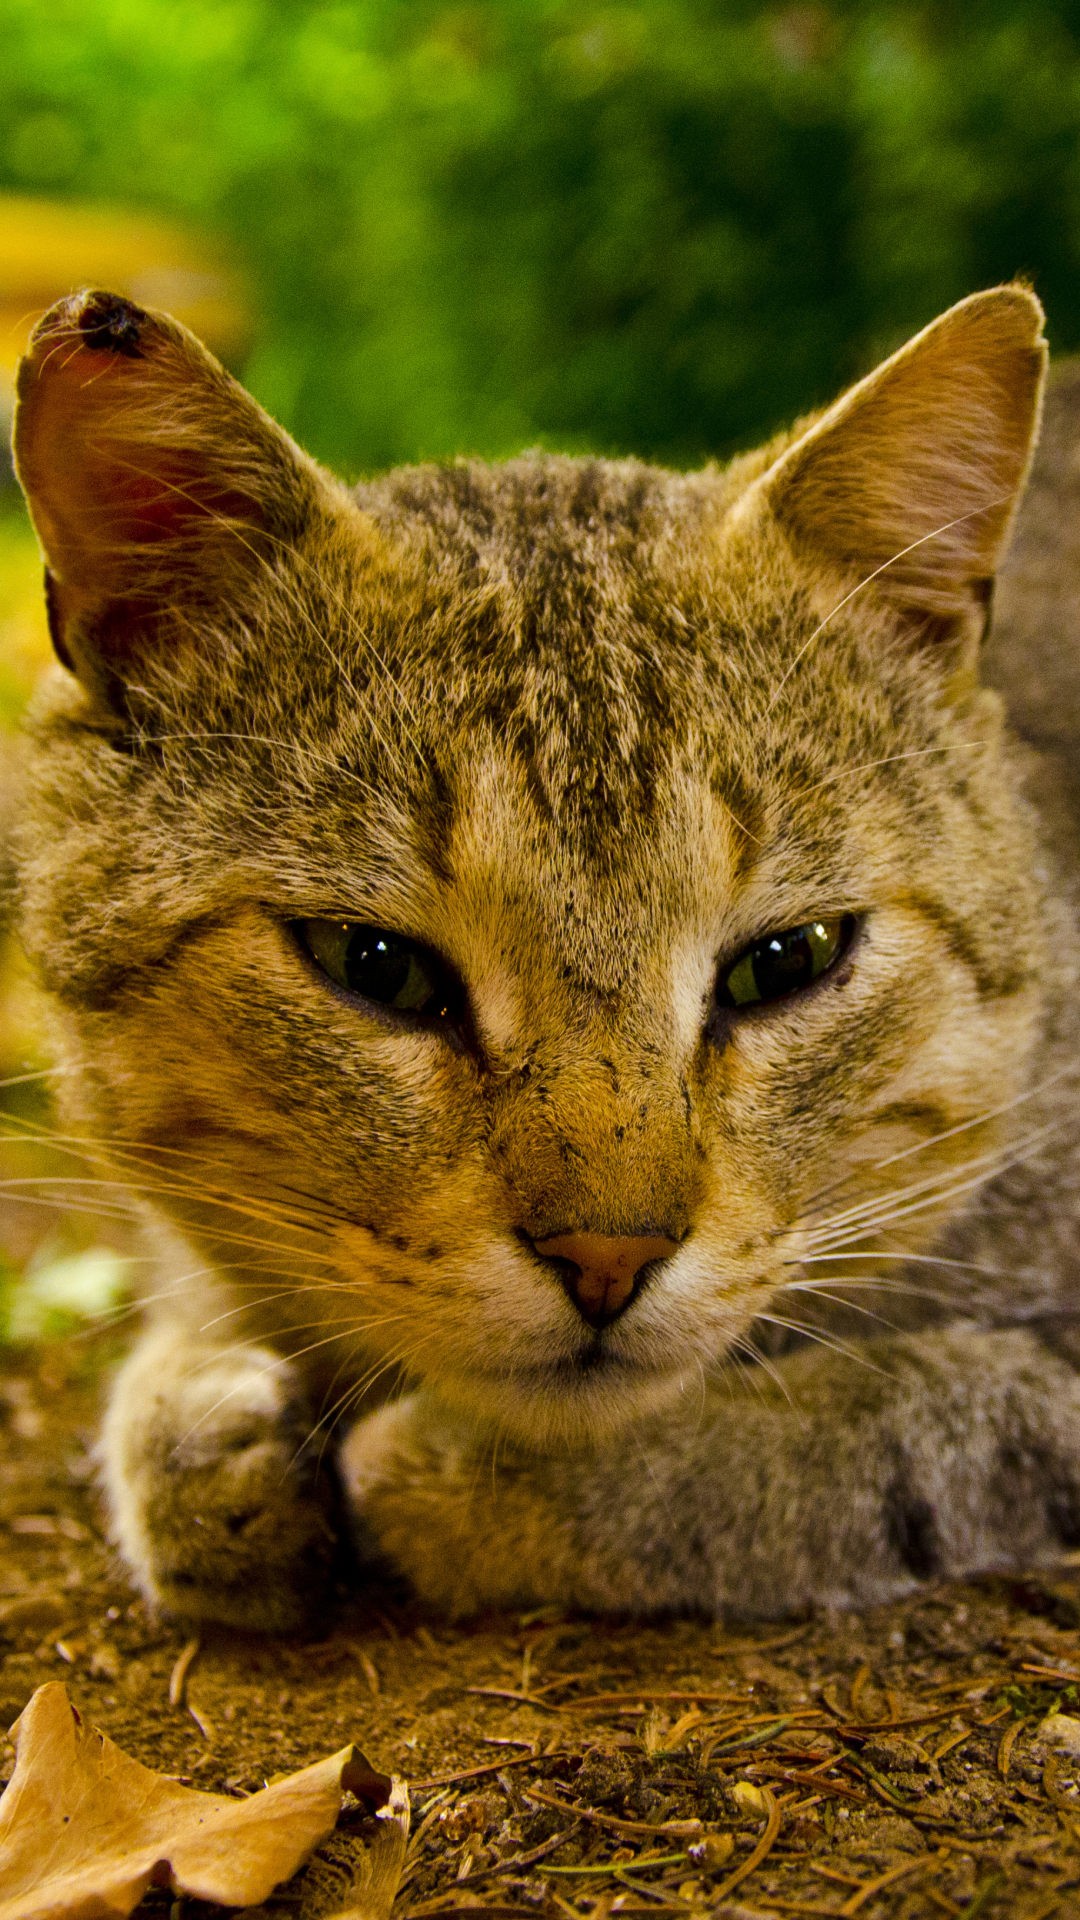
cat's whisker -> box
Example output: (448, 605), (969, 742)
(801, 1139), (1028, 1235)
(778, 1269), (958, 1301)
(182, 1321), (348, 1369)
(790, 1250), (1011, 1277)
(799, 1118), (1066, 1244)
(794, 740), (984, 801)
(0, 1126), (333, 1208)
(691, 1354), (710, 1433)
(750, 1313), (892, 1373)
(797, 1059), (1080, 1218)
(0, 1068), (65, 1090)
(303, 1331), (451, 1471)
(774, 1276), (957, 1316)
(312, 1336), (379, 1434)
(302, 1334), (441, 1470)
(721, 1334), (795, 1409)
(194, 1281), (379, 1335)
(0, 1119), (335, 1237)
(766, 494), (1012, 710)
(0, 1192), (141, 1227)
(803, 1147), (1058, 1251)
(0, 1155), (352, 1253)
(0, 1188), (343, 1265)
(173, 1317), (423, 1450)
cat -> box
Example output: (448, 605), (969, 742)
(10, 280), (1080, 1630)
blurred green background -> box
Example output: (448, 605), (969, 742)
(6, 0), (1080, 475)
(3, 0), (1080, 1337)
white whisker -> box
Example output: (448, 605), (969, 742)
(767, 494), (1012, 710)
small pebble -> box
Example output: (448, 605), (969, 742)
(731, 1781), (767, 1816)
(1033, 1713), (1080, 1757)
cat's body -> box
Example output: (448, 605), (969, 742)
(12, 283), (1080, 1626)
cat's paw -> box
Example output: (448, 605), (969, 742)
(335, 1331), (1080, 1620)
(102, 1331), (340, 1630)
(710, 1326), (1080, 1614)
(897, 1327), (1080, 1576)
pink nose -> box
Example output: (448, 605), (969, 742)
(532, 1230), (679, 1325)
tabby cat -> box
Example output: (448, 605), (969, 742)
(10, 281), (1080, 1629)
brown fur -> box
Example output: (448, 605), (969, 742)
(10, 284), (1080, 1626)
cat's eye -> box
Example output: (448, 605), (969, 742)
(299, 920), (462, 1022)
(716, 913), (855, 1009)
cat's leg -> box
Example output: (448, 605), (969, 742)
(340, 1326), (1080, 1617)
(102, 1324), (340, 1629)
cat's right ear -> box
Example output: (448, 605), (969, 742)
(731, 284), (1047, 666)
(12, 289), (355, 705)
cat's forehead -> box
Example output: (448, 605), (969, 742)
(329, 453), (905, 849)
(342, 454), (782, 815)
(355, 451), (718, 579)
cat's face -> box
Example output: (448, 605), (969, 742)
(13, 286), (1047, 1443)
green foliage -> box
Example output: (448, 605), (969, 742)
(5, 1), (1080, 471)
(994, 1680), (1080, 1718)
(0, 1246), (131, 1344)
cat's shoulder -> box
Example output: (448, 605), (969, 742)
(988, 359), (1080, 750)
(988, 361), (1080, 859)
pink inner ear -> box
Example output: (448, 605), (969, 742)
(13, 286), (343, 691)
(77, 444), (265, 550)
(82, 445), (263, 545)
(15, 321), (283, 686)
(26, 342), (263, 571)
(16, 332), (276, 653)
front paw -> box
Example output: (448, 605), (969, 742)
(103, 1334), (341, 1630)
(748, 1327), (1080, 1611)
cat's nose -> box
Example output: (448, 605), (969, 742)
(530, 1230), (680, 1327)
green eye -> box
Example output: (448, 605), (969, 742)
(300, 921), (461, 1020)
(717, 914), (855, 1009)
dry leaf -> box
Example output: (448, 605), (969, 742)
(0, 1681), (392, 1920)
(322, 1779), (411, 1920)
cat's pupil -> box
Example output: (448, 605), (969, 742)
(301, 920), (454, 1018)
(347, 931), (419, 1005)
(719, 915), (852, 1009)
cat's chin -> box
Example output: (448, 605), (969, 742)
(434, 1350), (690, 1449)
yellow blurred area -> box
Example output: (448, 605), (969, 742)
(0, 515), (51, 729)
(0, 517), (54, 1083)
(0, 192), (251, 402)
(0, 199), (252, 1303)
(0, 519), (124, 1291)
(0, 191), (253, 1118)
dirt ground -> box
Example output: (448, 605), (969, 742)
(2, 1335), (1080, 1920)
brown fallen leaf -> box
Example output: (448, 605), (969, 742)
(0, 1681), (393, 1920)
(322, 1778), (411, 1920)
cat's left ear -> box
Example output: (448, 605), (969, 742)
(736, 284), (1047, 656)
(13, 289), (360, 703)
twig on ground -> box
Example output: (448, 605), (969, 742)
(168, 1637), (200, 1711)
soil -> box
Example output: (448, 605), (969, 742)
(2, 1335), (1080, 1920)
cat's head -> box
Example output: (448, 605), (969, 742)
(12, 285), (1046, 1444)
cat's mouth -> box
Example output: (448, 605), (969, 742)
(451, 1334), (690, 1444)
(490, 1337), (671, 1396)
(482, 1342), (642, 1384)
(547, 1341), (629, 1379)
